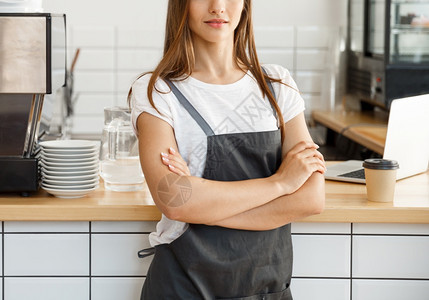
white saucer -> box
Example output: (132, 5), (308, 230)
(42, 169), (99, 176)
(42, 186), (98, 199)
(42, 148), (99, 155)
(42, 152), (99, 160)
(41, 163), (99, 172)
(41, 156), (99, 164)
(42, 182), (98, 190)
(42, 173), (99, 181)
(43, 177), (99, 186)
(39, 140), (100, 149)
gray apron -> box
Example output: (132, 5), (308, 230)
(140, 72), (293, 300)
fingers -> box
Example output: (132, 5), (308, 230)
(287, 140), (319, 156)
(289, 147), (325, 163)
(311, 157), (327, 174)
(166, 164), (188, 176)
(160, 147), (191, 176)
(284, 142), (326, 175)
(168, 147), (176, 155)
(300, 155), (326, 174)
(287, 140), (325, 161)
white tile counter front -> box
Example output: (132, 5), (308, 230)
(1, 221), (429, 300)
(0, 221), (156, 300)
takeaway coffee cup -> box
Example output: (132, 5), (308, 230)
(363, 159), (399, 202)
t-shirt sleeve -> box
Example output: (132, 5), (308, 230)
(130, 74), (174, 136)
(263, 64), (305, 124)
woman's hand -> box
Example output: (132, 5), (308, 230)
(273, 141), (326, 195)
(160, 147), (191, 176)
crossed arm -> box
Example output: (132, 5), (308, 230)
(137, 111), (326, 230)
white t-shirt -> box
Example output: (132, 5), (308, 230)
(131, 64), (305, 246)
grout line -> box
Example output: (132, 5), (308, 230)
(292, 276), (429, 281)
(0, 275), (425, 281)
(89, 221), (92, 300)
(114, 26), (119, 107)
(292, 276), (351, 280)
(350, 223), (353, 300)
(292, 232), (351, 236)
(291, 232), (429, 237)
(4, 232), (151, 235)
(2, 221), (4, 300)
(293, 26), (298, 76)
(2, 275), (146, 278)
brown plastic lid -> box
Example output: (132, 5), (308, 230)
(362, 158), (399, 170)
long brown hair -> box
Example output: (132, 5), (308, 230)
(128, 0), (288, 141)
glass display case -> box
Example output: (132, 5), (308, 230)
(347, 0), (429, 109)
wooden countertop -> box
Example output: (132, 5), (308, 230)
(308, 169), (429, 223)
(312, 109), (388, 154)
(0, 182), (160, 222)
(0, 170), (428, 223)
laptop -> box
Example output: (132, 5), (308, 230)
(325, 94), (429, 184)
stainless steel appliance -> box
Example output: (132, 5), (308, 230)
(347, 0), (429, 110)
(0, 13), (66, 194)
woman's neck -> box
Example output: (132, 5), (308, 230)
(191, 38), (246, 85)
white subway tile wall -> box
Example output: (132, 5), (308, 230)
(91, 221), (157, 233)
(352, 280), (429, 300)
(2, 221), (429, 300)
(41, 0), (347, 137)
(1, 221), (154, 300)
(67, 25), (344, 136)
(352, 223), (429, 235)
(91, 278), (144, 300)
(291, 222), (351, 234)
(353, 236), (429, 279)
(4, 278), (89, 300)
(291, 278), (350, 300)
(4, 234), (89, 276)
(91, 234), (151, 276)
(4, 221), (89, 232)
(0, 236), (2, 277)
(292, 235), (351, 277)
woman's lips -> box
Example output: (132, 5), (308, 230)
(204, 19), (228, 28)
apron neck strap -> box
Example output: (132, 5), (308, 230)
(165, 79), (216, 136)
(261, 67), (278, 123)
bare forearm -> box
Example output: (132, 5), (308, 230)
(208, 172), (325, 230)
(146, 172), (285, 224)
(138, 112), (326, 227)
(138, 114), (288, 224)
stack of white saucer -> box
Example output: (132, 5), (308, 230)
(39, 140), (100, 198)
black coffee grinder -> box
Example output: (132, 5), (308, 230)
(0, 13), (67, 195)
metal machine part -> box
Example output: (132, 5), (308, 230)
(0, 13), (66, 194)
(0, 13), (66, 94)
(347, 0), (429, 110)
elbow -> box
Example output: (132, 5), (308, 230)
(310, 193), (325, 215)
(159, 202), (197, 223)
(303, 172), (326, 216)
(299, 192), (324, 218)
(160, 205), (185, 222)
(149, 174), (194, 222)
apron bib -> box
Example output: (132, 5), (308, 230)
(140, 72), (293, 300)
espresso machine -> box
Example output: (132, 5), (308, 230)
(0, 13), (66, 194)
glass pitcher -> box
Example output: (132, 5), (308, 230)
(99, 106), (144, 191)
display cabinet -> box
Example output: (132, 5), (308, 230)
(347, 0), (429, 109)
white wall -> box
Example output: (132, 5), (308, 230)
(42, 0), (348, 137)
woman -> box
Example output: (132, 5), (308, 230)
(130, 0), (326, 299)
